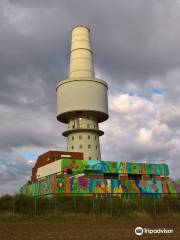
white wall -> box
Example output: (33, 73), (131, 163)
(36, 159), (62, 179)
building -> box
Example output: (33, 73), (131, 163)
(56, 26), (108, 160)
(20, 26), (179, 196)
(31, 151), (83, 182)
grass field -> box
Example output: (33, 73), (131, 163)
(0, 194), (179, 239)
(0, 215), (179, 240)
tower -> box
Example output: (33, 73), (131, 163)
(56, 26), (108, 160)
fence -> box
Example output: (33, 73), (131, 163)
(0, 193), (179, 218)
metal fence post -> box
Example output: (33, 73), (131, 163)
(167, 199), (170, 216)
(110, 194), (113, 216)
(153, 197), (156, 217)
(141, 196), (144, 212)
(54, 194), (57, 215)
(12, 196), (15, 216)
(125, 197), (127, 213)
(92, 194), (95, 213)
(73, 194), (76, 211)
(34, 196), (37, 217)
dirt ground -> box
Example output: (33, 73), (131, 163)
(0, 216), (179, 240)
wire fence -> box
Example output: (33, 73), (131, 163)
(0, 193), (180, 218)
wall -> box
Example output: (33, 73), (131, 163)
(20, 159), (175, 196)
(37, 160), (62, 180)
(20, 175), (178, 196)
(60, 159), (169, 176)
(31, 151), (83, 182)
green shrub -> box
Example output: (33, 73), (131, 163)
(0, 193), (179, 217)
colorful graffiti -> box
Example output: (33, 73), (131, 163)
(60, 159), (169, 176)
(173, 180), (180, 193)
(20, 159), (177, 196)
(166, 179), (178, 194)
(20, 175), (178, 196)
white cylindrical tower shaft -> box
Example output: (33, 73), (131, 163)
(65, 114), (102, 160)
(56, 26), (109, 160)
(69, 27), (94, 78)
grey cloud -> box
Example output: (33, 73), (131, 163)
(101, 94), (180, 179)
(0, 103), (65, 152)
(0, 0), (180, 195)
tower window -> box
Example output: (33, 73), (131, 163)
(88, 135), (90, 140)
(94, 125), (96, 128)
(79, 145), (82, 149)
(72, 136), (74, 140)
(87, 116), (89, 120)
(87, 124), (90, 128)
(95, 136), (96, 140)
(88, 145), (91, 149)
(79, 135), (82, 140)
(96, 145), (97, 149)
(71, 146), (74, 150)
(89, 156), (92, 160)
(72, 125), (75, 129)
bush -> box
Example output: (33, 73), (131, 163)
(0, 193), (179, 217)
(0, 195), (13, 212)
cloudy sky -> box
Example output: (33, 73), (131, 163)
(0, 0), (180, 195)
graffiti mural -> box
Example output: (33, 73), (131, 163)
(20, 159), (178, 196)
(173, 180), (180, 193)
(20, 176), (179, 196)
(60, 159), (169, 176)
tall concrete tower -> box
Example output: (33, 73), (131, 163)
(56, 26), (108, 160)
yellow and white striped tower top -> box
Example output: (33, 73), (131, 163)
(69, 26), (94, 78)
